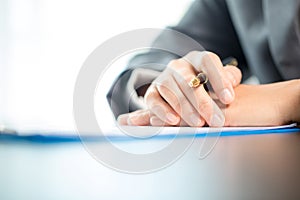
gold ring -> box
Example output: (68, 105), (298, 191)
(189, 72), (208, 88)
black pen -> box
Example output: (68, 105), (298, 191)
(222, 57), (238, 67)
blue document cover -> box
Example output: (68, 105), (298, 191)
(0, 124), (299, 143)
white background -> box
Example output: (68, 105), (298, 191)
(0, 0), (192, 131)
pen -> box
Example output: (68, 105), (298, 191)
(222, 57), (238, 67)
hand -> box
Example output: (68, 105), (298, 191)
(223, 80), (300, 126)
(118, 80), (300, 127)
(143, 51), (241, 127)
(118, 51), (242, 127)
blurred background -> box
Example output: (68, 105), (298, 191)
(0, 0), (192, 132)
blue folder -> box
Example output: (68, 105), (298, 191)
(0, 126), (299, 143)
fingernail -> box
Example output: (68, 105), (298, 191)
(190, 114), (202, 126)
(210, 114), (225, 127)
(166, 113), (179, 124)
(220, 88), (234, 103)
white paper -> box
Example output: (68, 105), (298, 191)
(14, 123), (297, 137)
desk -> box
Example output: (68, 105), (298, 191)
(0, 131), (300, 200)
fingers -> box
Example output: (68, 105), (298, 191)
(183, 51), (235, 104)
(117, 113), (130, 125)
(153, 74), (205, 127)
(150, 115), (167, 126)
(144, 54), (227, 127)
(144, 85), (181, 125)
(150, 115), (189, 127)
(117, 108), (188, 127)
(121, 51), (240, 128)
(117, 109), (189, 127)
(224, 65), (242, 87)
(117, 109), (151, 126)
(168, 61), (225, 127)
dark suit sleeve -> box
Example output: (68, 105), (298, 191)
(173, 0), (247, 67)
(107, 0), (248, 118)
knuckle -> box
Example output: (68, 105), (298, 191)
(168, 58), (189, 71)
(185, 51), (201, 58)
(206, 51), (219, 60)
(201, 51), (220, 66)
(167, 59), (181, 69)
(226, 66), (242, 79)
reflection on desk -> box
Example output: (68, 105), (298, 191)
(0, 131), (300, 200)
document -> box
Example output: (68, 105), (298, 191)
(103, 123), (298, 138)
(2, 123), (297, 140)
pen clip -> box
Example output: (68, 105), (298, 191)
(222, 57), (238, 67)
